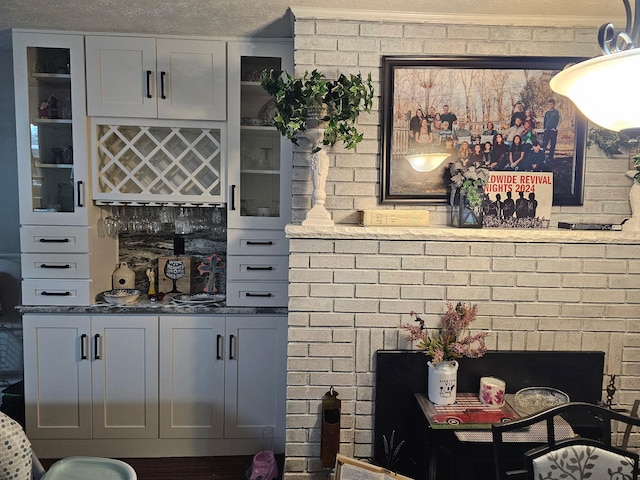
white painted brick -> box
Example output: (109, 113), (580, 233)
(316, 21), (360, 36)
(360, 23), (403, 37)
(538, 288), (582, 302)
(470, 272), (517, 286)
(295, 36), (338, 51)
(424, 271), (469, 285)
(562, 274), (608, 288)
(338, 37), (379, 52)
(379, 38), (427, 53)
(515, 244), (561, 257)
(518, 273), (562, 287)
(443, 286), (491, 301)
(446, 257), (491, 271)
(310, 254), (355, 269)
(289, 269), (334, 283)
(288, 358), (332, 372)
(356, 255), (401, 269)
(493, 258), (537, 272)
(380, 241), (424, 255)
(537, 259), (582, 273)
(583, 260), (628, 273)
(404, 24), (447, 38)
(335, 240), (379, 254)
(379, 270), (424, 285)
(401, 256), (446, 270)
(288, 297), (334, 312)
(355, 284), (400, 298)
(400, 285), (445, 300)
(314, 51), (359, 66)
(309, 313), (355, 327)
(309, 343), (353, 357)
(334, 299), (379, 313)
(334, 269), (379, 284)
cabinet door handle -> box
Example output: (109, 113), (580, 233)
(80, 333), (88, 360)
(216, 334), (223, 360)
(160, 71), (167, 99)
(230, 185), (237, 211)
(41, 291), (71, 296)
(245, 292), (273, 298)
(94, 334), (102, 360)
(76, 180), (84, 208)
(39, 238), (70, 243)
(40, 264), (70, 269)
(229, 334), (236, 360)
(146, 70), (153, 98)
(246, 266), (274, 271)
(246, 241), (274, 246)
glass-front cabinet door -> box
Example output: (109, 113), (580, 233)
(13, 31), (88, 225)
(227, 41), (293, 229)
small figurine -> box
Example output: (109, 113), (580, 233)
(146, 268), (156, 295)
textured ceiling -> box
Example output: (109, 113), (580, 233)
(0, 1), (628, 38)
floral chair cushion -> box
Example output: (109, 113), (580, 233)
(532, 444), (634, 480)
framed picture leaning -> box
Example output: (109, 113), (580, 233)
(380, 55), (588, 206)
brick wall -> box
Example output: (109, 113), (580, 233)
(284, 10), (640, 480)
(289, 11), (634, 226)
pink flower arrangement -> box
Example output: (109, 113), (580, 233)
(403, 301), (489, 365)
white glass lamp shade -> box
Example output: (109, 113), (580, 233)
(406, 153), (451, 172)
(550, 49), (640, 135)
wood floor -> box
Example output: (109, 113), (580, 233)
(41, 455), (261, 480)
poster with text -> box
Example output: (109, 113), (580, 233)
(482, 172), (553, 228)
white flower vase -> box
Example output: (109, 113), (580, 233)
(427, 360), (459, 405)
(625, 181), (640, 231)
(301, 113), (334, 227)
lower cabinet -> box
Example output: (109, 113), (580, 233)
(23, 314), (158, 440)
(159, 316), (287, 442)
(23, 313), (287, 457)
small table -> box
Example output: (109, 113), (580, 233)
(415, 393), (575, 479)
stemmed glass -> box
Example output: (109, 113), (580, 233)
(104, 207), (119, 237)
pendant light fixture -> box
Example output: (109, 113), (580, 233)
(550, 0), (640, 137)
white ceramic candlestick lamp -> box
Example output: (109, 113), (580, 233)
(549, 0), (640, 230)
(302, 115), (334, 227)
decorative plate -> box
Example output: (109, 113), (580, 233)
(513, 387), (570, 416)
(171, 293), (225, 306)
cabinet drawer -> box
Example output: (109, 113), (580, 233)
(22, 253), (90, 279)
(226, 255), (288, 281)
(22, 279), (92, 305)
(21, 226), (90, 253)
(226, 281), (288, 307)
(227, 229), (288, 256)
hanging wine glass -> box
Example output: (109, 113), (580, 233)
(164, 258), (186, 294)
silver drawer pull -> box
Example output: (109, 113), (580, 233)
(39, 238), (70, 243)
(246, 266), (274, 271)
(245, 292), (273, 297)
(40, 264), (71, 269)
(41, 291), (71, 296)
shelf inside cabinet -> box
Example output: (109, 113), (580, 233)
(31, 118), (72, 124)
(241, 169), (280, 175)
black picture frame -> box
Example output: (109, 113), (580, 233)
(380, 55), (588, 206)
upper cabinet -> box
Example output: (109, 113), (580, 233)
(12, 31), (89, 225)
(85, 36), (226, 121)
(226, 40), (293, 230)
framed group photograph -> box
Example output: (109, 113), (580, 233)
(380, 55), (588, 206)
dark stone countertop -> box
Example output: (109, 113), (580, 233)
(18, 295), (287, 315)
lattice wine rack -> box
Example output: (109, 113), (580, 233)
(92, 123), (225, 205)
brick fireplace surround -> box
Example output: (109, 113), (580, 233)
(284, 8), (640, 480)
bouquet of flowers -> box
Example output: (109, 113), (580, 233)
(449, 160), (490, 209)
(403, 301), (488, 365)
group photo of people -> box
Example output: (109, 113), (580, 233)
(406, 99), (559, 173)
(383, 58), (583, 205)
